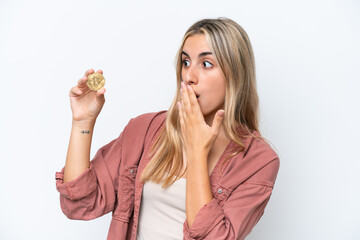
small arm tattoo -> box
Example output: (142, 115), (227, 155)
(81, 130), (90, 134)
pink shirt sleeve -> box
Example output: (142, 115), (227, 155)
(183, 156), (280, 240)
(55, 128), (125, 220)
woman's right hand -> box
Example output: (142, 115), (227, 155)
(69, 69), (106, 123)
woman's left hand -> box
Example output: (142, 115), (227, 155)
(177, 81), (225, 161)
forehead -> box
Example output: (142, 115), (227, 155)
(182, 34), (211, 54)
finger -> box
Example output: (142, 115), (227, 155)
(211, 110), (225, 135)
(96, 88), (106, 103)
(96, 69), (103, 74)
(77, 76), (87, 87)
(84, 69), (94, 77)
(186, 84), (202, 116)
(69, 86), (83, 97)
(184, 83), (205, 122)
(181, 82), (191, 112)
(178, 103), (186, 145)
(97, 87), (106, 95)
(177, 101), (185, 130)
(179, 84), (188, 120)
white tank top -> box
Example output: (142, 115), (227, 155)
(137, 178), (186, 240)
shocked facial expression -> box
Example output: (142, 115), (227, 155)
(181, 34), (226, 122)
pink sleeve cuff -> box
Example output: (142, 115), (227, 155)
(183, 198), (224, 239)
(55, 165), (97, 201)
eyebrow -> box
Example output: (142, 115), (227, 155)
(181, 51), (213, 58)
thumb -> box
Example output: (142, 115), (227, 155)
(211, 109), (225, 133)
(96, 88), (106, 103)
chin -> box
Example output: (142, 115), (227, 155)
(201, 107), (219, 119)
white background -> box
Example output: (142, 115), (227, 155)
(0, 0), (359, 239)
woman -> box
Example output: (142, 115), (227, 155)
(56, 17), (280, 240)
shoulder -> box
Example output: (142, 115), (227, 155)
(129, 110), (167, 125)
(224, 131), (280, 187)
(244, 131), (279, 161)
(126, 110), (167, 131)
(120, 110), (167, 143)
(242, 131), (280, 185)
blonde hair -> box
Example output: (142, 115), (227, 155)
(141, 17), (266, 188)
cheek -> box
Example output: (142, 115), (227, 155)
(214, 78), (226, 103)
(210, 73), (226, 94)
(180, 67), (186, 81)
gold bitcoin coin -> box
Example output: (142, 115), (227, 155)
(87, 72), (105, 91)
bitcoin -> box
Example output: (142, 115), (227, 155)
(87, 72), (105, 91)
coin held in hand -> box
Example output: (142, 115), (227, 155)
(87, 72), (105, 91)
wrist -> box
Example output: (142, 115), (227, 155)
(185, 148), (208, 159)
(72, 119), (96, 129)
(186, 152), (208, 168)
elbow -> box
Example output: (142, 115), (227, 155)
(59, 196), (95, 221)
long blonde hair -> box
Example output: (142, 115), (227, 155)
(141, 17), (265, 188)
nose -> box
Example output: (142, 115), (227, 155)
(182, 65), (198, 86)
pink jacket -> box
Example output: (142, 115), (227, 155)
(55, 110), (280, 240)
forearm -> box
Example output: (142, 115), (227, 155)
(63, 120), (95, 183)
(186, 152), (213, 227)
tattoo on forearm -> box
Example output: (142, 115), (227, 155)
(81, 130), (90, 134)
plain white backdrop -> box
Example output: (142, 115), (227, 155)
(0, 0), (359, 239)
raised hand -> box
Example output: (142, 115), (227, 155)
(69, 69), (106, 122)
(177, 81), (225, 160)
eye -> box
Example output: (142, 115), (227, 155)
(182, 60), (190, 67)
(203, 61), (213, 68)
